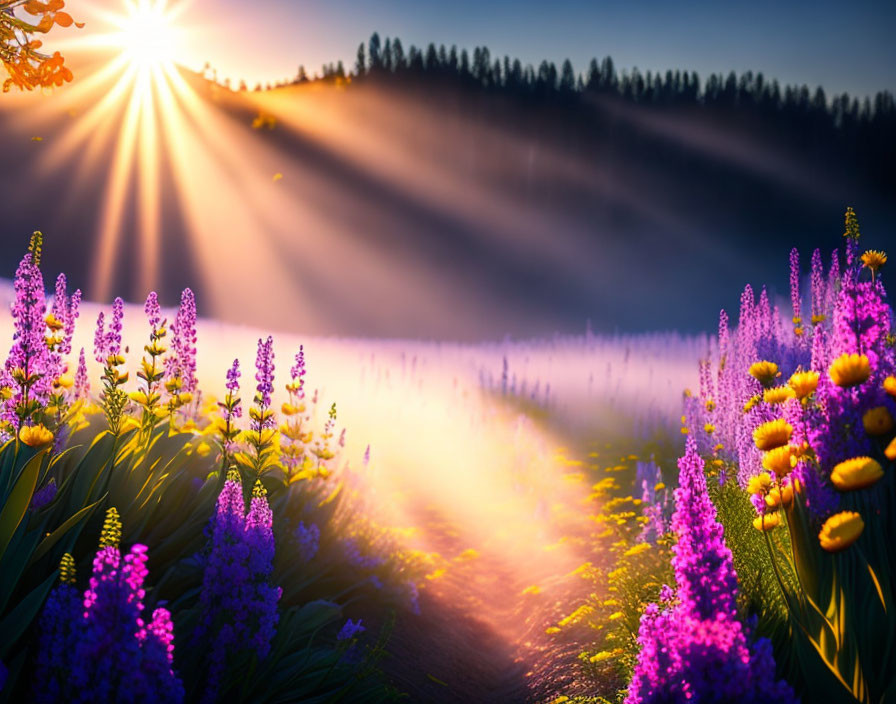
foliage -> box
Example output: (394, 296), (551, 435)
(0, 234), (416, 702)
(645, 208), (896, 702)
(0, 0), (80, 92)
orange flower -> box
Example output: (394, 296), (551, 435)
(819, 511), (864, 552)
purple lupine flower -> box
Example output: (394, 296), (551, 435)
(136, 607), (184, 703)
(93, 312), (107, 364)
(671, 438), (738, 620)
(254, 336), (275, 414)
(825, 248), (841, 315)
(363, 444), (371, 467)
(31, 478), (57, 510)
(6, 252), (47, 374)
(33, 579), (83, 703)
(4, 251), (50, 423)
(294, 521), (320, 562)
(64, 544), (183, 703)
(290, 345), (306, 391)
(195, 473), (281, 703)
(810, 248), (825, 323)
(144, 292), (161, 329)
(166, 289), (198, 394)
(63, 289), (80, 357)
(106, 298), (124, 359)
(51, 274), (81, 357)
(405, 581), (421, 615)
(789, 247), (801, 326)
(636, 460), (669, 544)
(225, 359), (241, 393)
(342, 537), (386, 570)
(74, 347), (90, 400)
(336, 618), (365, 641)
(244, 483), (281, 660)
(225, 359), (242, 417)
(625, 438), (796, 704)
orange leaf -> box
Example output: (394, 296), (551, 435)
(54, 11), (73, 27)
(23, 1), (48, 14)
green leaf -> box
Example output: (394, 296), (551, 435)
(27, 495), (105, 568)
(0, 569), (56, 659)
(0, 450), (44, 559)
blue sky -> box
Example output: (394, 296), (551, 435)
(182, 0), (894, 96)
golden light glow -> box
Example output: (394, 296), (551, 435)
(113, 0), (179, 70)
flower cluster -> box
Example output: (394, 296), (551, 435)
(685, 208), (895, 538)
(33, 520), (183, 703)
(294, 521), (320, 562)
(215, 359), (242, 471)
(280, 346), (312, 478)
(194, 471), (281, 703)
(131, 292), (169, 434)
(164, 289), (198, 417)
(626, 438), (795, 703)
(243, 337), (278, 476)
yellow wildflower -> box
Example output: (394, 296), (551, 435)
(749, 361), (780, 387)
(44, 312), (64, 331)
(830, 457), (883, 491)
(753, 512), (781, 531)
(860, 249), (887, 275)
(862, 406), (894, 436)
(99, 507), (122, 548)
(883, 376), (896, 397)
(19, 424), (53, 446)
(753, 419), (793, 451)
(704, 423), (715, 435)
(829, 353), (871, 388)
(788, 370), (820, 399)
(743, 395), (761, 413)
(762, 444), (799, 477)
(623, 543), (651, 558)
(886, 437), (896, 461)
(54, 373), (74, 389)
(746, 472), (772, 496)
(765, 483), (794, 509)
(589, 651), (616, 664)
(764, 386), (796, 405)
(59, 553), (77, 584)
(819, 511), (864, 552)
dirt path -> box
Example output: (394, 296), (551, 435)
(379, 497), (597, 703)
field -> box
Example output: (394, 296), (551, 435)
(1, 280), (703, 700)
(1, 4), (895, 702)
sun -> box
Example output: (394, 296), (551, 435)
(112, 0), (180, 70)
